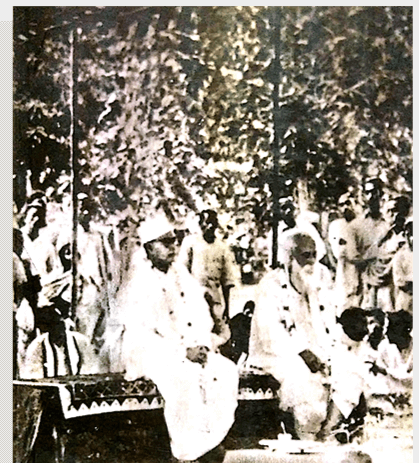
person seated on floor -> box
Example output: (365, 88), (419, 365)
(320, 307), (388, 443)
(371, 310), (413, 397)
(20, 304), (101, 379)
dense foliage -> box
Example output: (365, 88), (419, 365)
(14, 6), (412, 269)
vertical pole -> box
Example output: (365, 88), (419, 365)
(70, 29), (80, 318)
(271, 7), (282, 269)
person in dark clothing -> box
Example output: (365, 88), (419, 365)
(222, 301), (255, 363)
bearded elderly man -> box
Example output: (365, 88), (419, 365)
(119, 213), (239, 463)
(248, 232), (336, 441)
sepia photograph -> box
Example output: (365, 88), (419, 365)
(12, 6), (412, 463)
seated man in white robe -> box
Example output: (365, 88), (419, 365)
(247, 231), (335, 441)
(119, 213), (239, 463)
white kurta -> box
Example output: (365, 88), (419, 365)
(177, 233), (239, 305)
(328, 218), (362, 314)
(351, 216), (394, 311)
(392, 244), (413, 314)
(330, 327), (373, 419)
(120, 249), (239, 461)
(247, 265), (335, 439)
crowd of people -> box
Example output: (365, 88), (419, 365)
(13, 177), (412, 462)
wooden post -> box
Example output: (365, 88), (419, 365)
(70, 28), (80, 318)
(271, 8), (282, 269)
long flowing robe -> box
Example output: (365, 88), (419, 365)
(247, 262), (335, 439)
(119, 247), (239, 461)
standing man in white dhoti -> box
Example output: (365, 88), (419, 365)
(119, 213), (239, 463)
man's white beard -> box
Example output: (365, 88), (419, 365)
(300, 263), (315, 277)
(298, 263), (318, 295)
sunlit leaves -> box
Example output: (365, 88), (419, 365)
(14, 6), (412, 258)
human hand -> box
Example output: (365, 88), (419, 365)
(186, 346), (209, 365)
(366, 361), (387, 376)
(299, 349), (326, 374)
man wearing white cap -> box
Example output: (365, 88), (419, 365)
(118, 211), (239, 463)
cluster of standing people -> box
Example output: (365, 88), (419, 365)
(13, 177), (412, 462)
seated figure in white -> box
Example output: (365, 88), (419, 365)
(119, 213), (239, 463)
(247, 231), (336, 441)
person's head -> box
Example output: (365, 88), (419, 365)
(243, 300), (255, 317)
(390, 196), (411, 219)
(139, 213), (179, 272)
(287, 232), (317, 269)
(338, 194), (356, 222)
(337, 308), (369, 342)
(144, 232), (177, 273)
(364, 178), (383, 219)
(365, 308), (386, 350)
(387, 310), (412, 351)
(199, 209), (219, 243)
(79, 194), (96, 232)
(281, 201), (296, 228)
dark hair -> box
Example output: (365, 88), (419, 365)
(243, 300), (255, 314)
(393, 196), (411, 217)
(199, 209), (218, 226)
(27, 191), (46, 205)
(337, 308), (368, 342)
(365, 178), (383, 195)
(387, 310), (412, 350)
